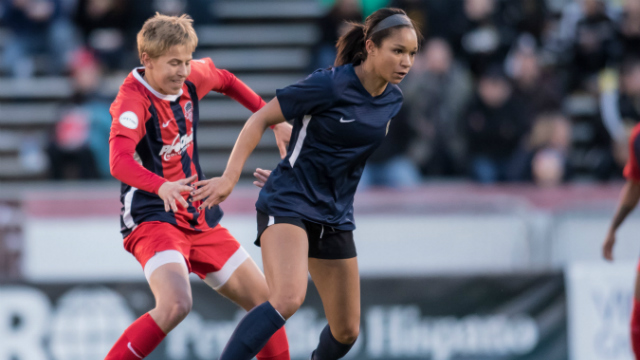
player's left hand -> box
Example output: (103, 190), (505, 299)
(190, 175), (235, 210)
(273, 122), (292, 159)
(253, 168), (271, 188)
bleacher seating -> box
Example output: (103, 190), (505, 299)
(0, 0), (324, 181)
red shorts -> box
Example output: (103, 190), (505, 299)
(124, 221), (244, 281)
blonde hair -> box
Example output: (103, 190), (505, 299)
(137, 13), (198, 61)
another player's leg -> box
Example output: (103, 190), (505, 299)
(218, 224), (309, 360)
(631, 266), (640, 359)
(212, 257), (290, 360)
(308, 257), (360, 360)
(105, 253), (192, 360)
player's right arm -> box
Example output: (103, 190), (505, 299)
(604, 125), (640, 260)
(109, 86), (193, 213)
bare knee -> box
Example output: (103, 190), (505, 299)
(158, 296), (192, 326)
(332, 324), (360, 345)
(270, 292), (305, 319)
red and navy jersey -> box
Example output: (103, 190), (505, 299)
(625, 123), (640, 182)
(109, 58), (264, 237)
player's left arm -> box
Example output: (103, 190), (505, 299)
(193, 59), (292, 158)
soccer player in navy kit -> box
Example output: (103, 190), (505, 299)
(190, 8), (420, 360)
(105, 13), (291, 360)
(603, 122), (640, 359)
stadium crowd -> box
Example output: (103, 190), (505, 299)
(1, 0), (638, 186)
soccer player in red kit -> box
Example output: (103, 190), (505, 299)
(603, 122), (640, 359)
(105, 13), (291, 360)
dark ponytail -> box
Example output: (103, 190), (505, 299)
(335, 22), (366, 67)
(334, 8), (422, 67)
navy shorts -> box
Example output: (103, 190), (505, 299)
(256, 211), (357, 259)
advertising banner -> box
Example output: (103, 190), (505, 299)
(567, 262), (636, 360)
(0, 273), (566, 360)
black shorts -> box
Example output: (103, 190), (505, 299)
(256, 211), (357, 260)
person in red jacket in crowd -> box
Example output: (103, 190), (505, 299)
(106, 13), (292, 360)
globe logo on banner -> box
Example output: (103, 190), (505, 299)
(49, 287), (135, 360)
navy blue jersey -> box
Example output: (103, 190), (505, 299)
(256, 64), (403, 229)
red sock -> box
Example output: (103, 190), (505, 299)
(632, 299), (640, 359)
(256, 326), (290, 360)
(105, 313), (166, 359)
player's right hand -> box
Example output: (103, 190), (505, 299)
(158, 175), (197, 213)
(602, 231), (616, 261)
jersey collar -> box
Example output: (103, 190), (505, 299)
(132, 67), (183, 102)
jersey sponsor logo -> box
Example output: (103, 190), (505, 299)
(339, 117), (356, 123)
(159, 129), (194, 161)
(162, 120), (171, 128)
(119, 111), (139, 129)
(184, 101), (193, 122)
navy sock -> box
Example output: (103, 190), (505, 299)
(312, 325), (356, 360)
(219, 301), (285, 360)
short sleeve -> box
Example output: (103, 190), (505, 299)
(624, 126), (640, 181)
(276, 70), (335, 120)
(109, 87), (149, 143)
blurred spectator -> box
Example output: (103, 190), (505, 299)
(451, 0), (516, 78)
(601, 57), (640, 168)
(360, 106), (422, 189)
(464, 66), (530, 183)
(402, 38), (472, 176)
(617, 0), (640, 60)
(507, 35), (564, 124)
(389, 0), (428, 37)
(500, 0), (549, 44)
(564, 90), (617, 180)
(527, 112), (572, 186)
(421, 0), (461, 41)
(1, 0), (78, 78)
(73, 0), (132, 71)
(563, 0), (621, 92)
(47, 48), (111, 180)
(313, 0), (362, 70)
